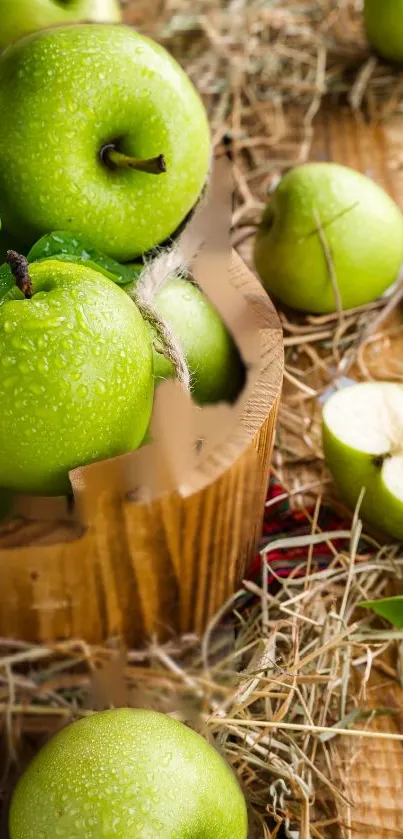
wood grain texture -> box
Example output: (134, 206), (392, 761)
(338, 676), (403, 839)
(0, 251), (283, 645)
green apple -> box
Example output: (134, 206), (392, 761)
(0, 0), (122, 51)
(0, 254), (153, 495)
(0, 225), (22, 264)
(0, 24), (211, 261)
(254, 162), (403, 313)
(322, 381), (403, 540)
(8, 707), (248, 838)
(150, 278), (244, 404)
(364, 0), (403, 64)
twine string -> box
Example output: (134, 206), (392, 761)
(129, 168), (213, 396)
(128, 243), (191, 393)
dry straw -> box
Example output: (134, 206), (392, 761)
(1, 522), (403, 838)
(2, 1), (403, 837)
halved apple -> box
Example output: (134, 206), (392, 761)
(322, 382), (403, 540)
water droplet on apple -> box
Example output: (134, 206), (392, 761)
(18, 360), (30, 374)
(1, 355), (15, 367)
(61, 338), (74, 351)
(29, 382), (43, 396)
(3, 320), (13, 334)
(55, 356), (68, 370)
(37, 358), (49, 374)
(78, 385), (88, 398)
(41, 316), (65, 329)
(11, 335), (25, 350)
(3, 375), (18, 389)
(76, 310), (92, 335)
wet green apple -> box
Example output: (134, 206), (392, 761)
(0, 24), (211, 261)
(8, 708), (248, 839)
(0, 225), (21, 264)
(151, 278), (244, 404)
(364, 0), (403, 63)
(254, 162), (403, 313)
(322, 381), (403, 539)
(0, 0), (121, 51)
(0, 255), (153, 496)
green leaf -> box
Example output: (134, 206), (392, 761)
(27, 231), (140, 286)
(36, 251), (135, 285)
(359, 596), (403, 628)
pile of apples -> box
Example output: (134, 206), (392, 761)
(254, 160), (403, 542)
(251, 0), (403, 543)
(0, 10), (249, 839)
(0, 10), (245, 499)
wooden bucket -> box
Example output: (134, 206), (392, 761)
(0, 251), (283, 646)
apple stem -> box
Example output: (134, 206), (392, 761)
(6, 250), (33, 299)
(101, 145), (167, 175)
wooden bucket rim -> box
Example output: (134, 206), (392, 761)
(178, 251), (283, 498)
